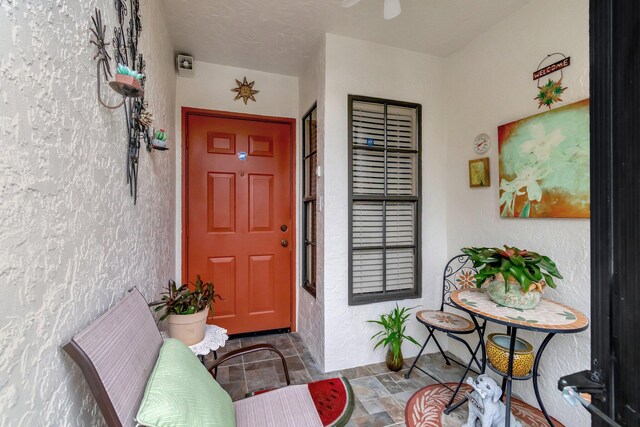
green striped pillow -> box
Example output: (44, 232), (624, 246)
(136, 338), (236, 427)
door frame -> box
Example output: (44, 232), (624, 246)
(590, 0), (640, 424)
(181, 107), (297, 332)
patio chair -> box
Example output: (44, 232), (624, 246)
(405, 254), (486, 405)
(63, 288), (353, 427)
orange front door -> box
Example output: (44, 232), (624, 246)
(185, 112), (294, 335)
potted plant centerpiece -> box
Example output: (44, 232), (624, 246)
(461, 246), (563, 310)
(368, 304), (420, 371)
(155, 275), (222, 346)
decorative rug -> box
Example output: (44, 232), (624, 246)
(405, 383), (564, 427)
(246, 377), (354, 427)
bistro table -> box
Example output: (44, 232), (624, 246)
(450, 288), (589, 427)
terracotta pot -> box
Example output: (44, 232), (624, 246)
(487, 333), (534, 377)
(386, 347), (404, 372)
(167, 309), (208, 345)
(485, 274), (542, 310)
(115, 73), (142, 90)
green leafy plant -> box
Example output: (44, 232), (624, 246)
(367, 304), (420, 364)
(461, 246), (562, 293)
(154, 275), (222, 321)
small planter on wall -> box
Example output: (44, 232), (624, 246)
(151, 128), (168, 150)
(116, 73), (141, 89)
(109, 65), (144, 98)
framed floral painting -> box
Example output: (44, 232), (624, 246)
(469, 158), (490, 187)
(498, 99), (590, 218)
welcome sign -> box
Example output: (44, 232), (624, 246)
(533, 57), (571, 80)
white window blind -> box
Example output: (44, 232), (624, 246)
(349, 97), (421, 305)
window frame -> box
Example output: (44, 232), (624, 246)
(302, 102), (318, 298)
(348, 95), (422, 306)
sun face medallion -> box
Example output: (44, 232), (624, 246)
(231, 77), (259, 104)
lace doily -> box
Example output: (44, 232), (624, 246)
(160, 324), (229, 356)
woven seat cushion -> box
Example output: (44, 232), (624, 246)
(235, 385), (323, 427)
(416, 310), (475, 332)
(241, 377), (354, 427)
(136, 338), (236, 427)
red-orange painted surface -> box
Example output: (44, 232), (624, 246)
(184, 110), (295, 335)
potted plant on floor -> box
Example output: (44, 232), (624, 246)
(154, 275), (222, 346)
(368, 304), (420, 372)
(461, 246), (563, 310)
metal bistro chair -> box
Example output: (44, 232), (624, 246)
(405, 254), (487, 409)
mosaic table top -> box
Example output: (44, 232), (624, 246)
(451, 289), (589, 333)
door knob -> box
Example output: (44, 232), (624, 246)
(281, 239), (289, 248)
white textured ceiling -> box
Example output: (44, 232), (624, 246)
(161, 0), (532, 76)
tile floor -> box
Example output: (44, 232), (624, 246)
(206, 332), (469, 427)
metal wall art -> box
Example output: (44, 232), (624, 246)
(533, 53), (570, 109)
(90, 1), (168, 204)
(231, 77), (259, 104)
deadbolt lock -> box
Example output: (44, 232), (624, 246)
(281, 224), (288, 232)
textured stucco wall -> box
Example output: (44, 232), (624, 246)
(445, 1), (590, 425)
(322, 34), (450, 372)
(297, 39), (326, 369)
(0, 0), (176, 425)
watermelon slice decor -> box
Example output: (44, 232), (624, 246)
(308, 377), (354, 427)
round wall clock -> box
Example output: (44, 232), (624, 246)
(473, 133), (491, 154)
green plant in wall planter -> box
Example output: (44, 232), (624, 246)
(368, 304), (420, 371)
(152, 128), (168, 149)
(115, 63), (144, 91)
(461, 246), (563, 310)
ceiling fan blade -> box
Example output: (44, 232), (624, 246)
(383, 0), (401, 19)
(341, 0), (362, 8)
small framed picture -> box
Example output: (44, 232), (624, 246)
(469, 157), (490, 187)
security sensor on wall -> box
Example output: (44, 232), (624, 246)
(176, 54), (194, 77)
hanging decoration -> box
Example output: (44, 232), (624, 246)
(90, 1), (168, 205)
(232, 77), (259, 104)
(533, 53), (570, 110)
